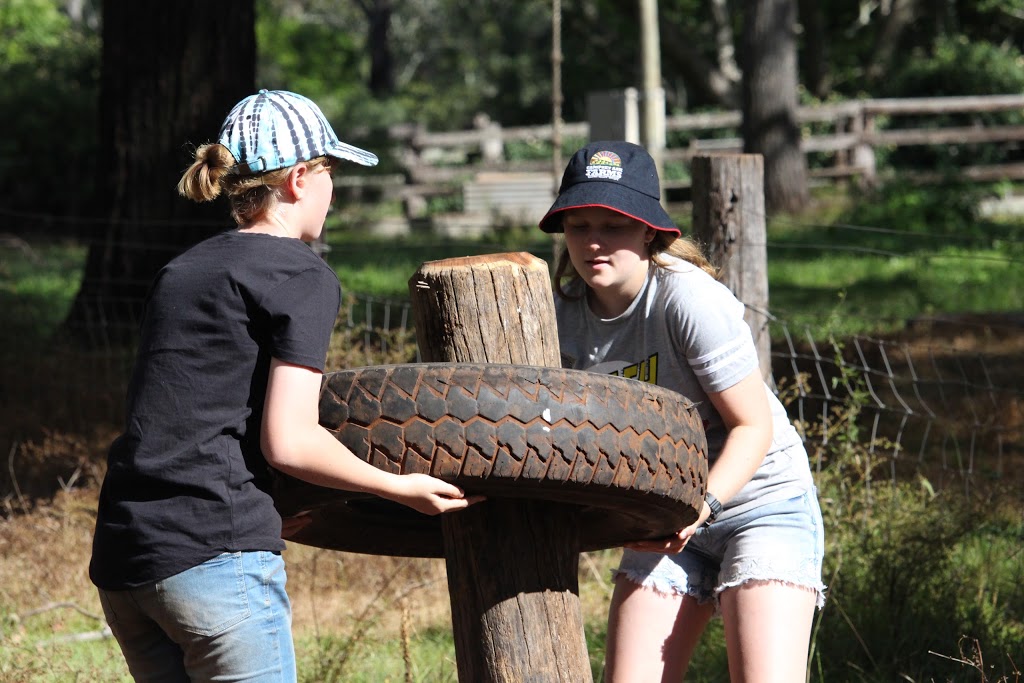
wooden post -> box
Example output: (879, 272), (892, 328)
(639, 0), (666, 202)
(691, 154), (772, 381)
(852, 107), (877, 186)
(474, 113), (504, 163)
(408, 252), (593, 683)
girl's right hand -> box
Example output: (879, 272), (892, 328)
(388, 473), (486, 515)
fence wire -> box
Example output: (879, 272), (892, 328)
(767, 312), (1022, 491)
(3, 238), (1022, 495)
(8, 292), (1020, 494)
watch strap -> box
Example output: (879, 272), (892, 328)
(704, 492), (722, 526)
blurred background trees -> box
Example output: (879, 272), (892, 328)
(3, 0), (1024, 339)
(4, 0), (1023, 219)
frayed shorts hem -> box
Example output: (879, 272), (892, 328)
(613, 569), (827, 611)
(613, 488), (827, 610)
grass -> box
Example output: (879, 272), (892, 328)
(0, 239), (86, 348)
(323, 223), (555, 300)
(766, 245), (1023, 336)
(5, 477), (1020, 681)
(0, 485), (621, 682)
(4, 183), (1021, 341)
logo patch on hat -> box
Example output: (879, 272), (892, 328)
(586, 151), (623, 181)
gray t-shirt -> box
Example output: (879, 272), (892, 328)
(556, 256), (812, 519)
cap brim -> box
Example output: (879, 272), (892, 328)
(327, 140), (379, 167)
(539, 180), (679, 234)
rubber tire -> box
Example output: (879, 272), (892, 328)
(273, 363), (708, 557)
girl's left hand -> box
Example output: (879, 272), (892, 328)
(623, 502), (710, 554)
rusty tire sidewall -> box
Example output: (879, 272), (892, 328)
(275, 363), (708, 556)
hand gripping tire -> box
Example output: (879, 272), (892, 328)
(273, 363), (708, 557)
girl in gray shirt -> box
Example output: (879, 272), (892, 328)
(540, 141), (825, 682)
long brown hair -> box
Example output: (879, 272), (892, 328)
(552, 221), (719, 300)
(176, 143), (333, 224)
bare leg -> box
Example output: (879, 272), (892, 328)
(604, 576), (715, 683)
(719, 580), (817, 683)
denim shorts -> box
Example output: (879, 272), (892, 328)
(615, 488), (826, 609)
(98, 550), (295, 682)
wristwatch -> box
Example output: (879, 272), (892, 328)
(703, 492), (722, 526)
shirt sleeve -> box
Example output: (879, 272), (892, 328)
(666, 273), (758, 394)
(263, 265), (341, 371)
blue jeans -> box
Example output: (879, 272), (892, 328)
(97, 551), (295, 682)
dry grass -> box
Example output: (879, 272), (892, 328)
(0, 447), (621, 680)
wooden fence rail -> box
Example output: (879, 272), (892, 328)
(338, 94), (1024, 224)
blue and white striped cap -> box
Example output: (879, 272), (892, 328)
(217, 89), (378, 174)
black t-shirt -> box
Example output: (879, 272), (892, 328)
(90, 231), (341, 590)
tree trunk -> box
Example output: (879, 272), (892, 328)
(357, 0), (395, 96)
(865, 0), (919, 85)
(408, 252), (593, 683)
(797, 0), (829, 98)
(63, 1), (255, 347)
(740, 0), (808, 213)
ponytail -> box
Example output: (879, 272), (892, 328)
(177, 143), (235, 203)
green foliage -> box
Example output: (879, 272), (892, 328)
(0, 240), (85, 348)
(256, 1), (364, 100)
(814, 479), (975, 681)
(884, 36), (1024, 99)
(950, 517), (1024, 665)
(255, 0), (564, 131)
(841, 179), (989, 243)
(880, 37), (1024, 169)
(504, 136), (588, 163)
(0, 0), (67, 63)
(785, 359), (1024, 682)
(0, 0), (100, 218)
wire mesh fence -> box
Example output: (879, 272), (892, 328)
(10, 291), (1022, 496)
(767, 312), (1023, 492)
(3, 231), (1022, 500)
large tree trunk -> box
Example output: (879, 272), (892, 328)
(64, 1), (255, 346)
(865, 0), (919, 85)
(797, 0), (829, 98)
(740, 0), (808, 213)
(356, 0), (395, 96)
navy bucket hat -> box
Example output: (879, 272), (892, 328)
(539, 140), (680, 235)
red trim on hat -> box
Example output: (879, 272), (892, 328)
(542, 204), (681, 234)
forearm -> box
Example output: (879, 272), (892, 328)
(261, 359), (478, 517)
(265, 424), (404, 501)
(705, 423), (771, 505)
(703, 371), (774, 506)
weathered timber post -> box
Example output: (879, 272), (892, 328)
(408, 252), (593, 683)
(691, 154), (772, 380)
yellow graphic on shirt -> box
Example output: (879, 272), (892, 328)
(614, 353), (658, 385)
